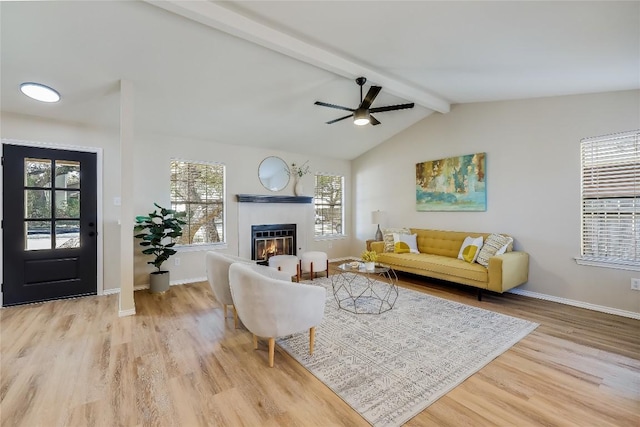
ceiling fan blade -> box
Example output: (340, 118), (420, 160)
(314, 101), (355, 112)
(326, 114), (353, 124)
(360, 86), (381, 110)
(369, 103), (415, 113)
(370, 115), (381, 126)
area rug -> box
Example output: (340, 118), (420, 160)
(277, 276), (538, 427)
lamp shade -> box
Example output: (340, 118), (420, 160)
(371, 210), (384, 225)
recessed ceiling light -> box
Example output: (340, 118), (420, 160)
(20, 82), (61, 103)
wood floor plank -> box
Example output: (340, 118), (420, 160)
(1, 266), (638, 426)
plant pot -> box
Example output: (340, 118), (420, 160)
(150, 271), (170, 293)
(364, 262), (375, 271)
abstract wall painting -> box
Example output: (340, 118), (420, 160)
(416, 152), (486, 211)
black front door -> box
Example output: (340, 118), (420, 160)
(2, 144), (98, 306)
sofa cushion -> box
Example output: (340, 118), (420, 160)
(376, 252), (488, 283)
(457, 236), (483, 263)
(382, 227), (410, 252)
(476, 234), (513, 267)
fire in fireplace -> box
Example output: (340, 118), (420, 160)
(251, 223), (296, 263)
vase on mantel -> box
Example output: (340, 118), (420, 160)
(294, 178), (304, 196)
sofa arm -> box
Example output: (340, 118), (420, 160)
(370, 241), (385, 254)
(487, 251), (529, 293)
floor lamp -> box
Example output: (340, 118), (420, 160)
(372, 210), (384, 241)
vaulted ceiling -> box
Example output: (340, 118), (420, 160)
(1, 1), (638, 160)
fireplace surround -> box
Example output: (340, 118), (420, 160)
(251, 223), (296, 263)
(237, 193), (313, 261)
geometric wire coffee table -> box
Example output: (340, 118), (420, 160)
(332, 262), (399, 314)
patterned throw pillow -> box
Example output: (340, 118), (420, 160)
(476, 234), (513, 267)
(382, 227), (410, 252)
(457, 236), (483, 263)
(393, 233), (419, 254)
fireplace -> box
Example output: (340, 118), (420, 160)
(251, 223), (296, 263)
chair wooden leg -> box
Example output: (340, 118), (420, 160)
(253, 334), (258, 350)
(268, 337), (275, 368)
(233, 306), (239, 329)
(325, 260), (329, 278)
(224, 305), (228, 318)
(309, 327), (315, 355)
(310, 262), (314, 281)
(296, 264), (300, 283)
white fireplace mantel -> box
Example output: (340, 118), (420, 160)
(237, 195), (313, 259)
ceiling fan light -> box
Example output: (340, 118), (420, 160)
(20, 82), (60, 103)
(353, 108), (370, 126)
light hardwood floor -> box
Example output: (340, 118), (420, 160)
(1, 265), (639, 426)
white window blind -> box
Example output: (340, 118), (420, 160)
(580, 130), (639, 269)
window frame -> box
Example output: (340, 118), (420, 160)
(314, 173), (345, 239)
(575, 130), (639, 271)
(170, 158), (227, 249)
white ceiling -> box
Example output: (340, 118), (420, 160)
(1, 1), (638, 160)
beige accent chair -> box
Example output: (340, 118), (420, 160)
(205, 252), (256, 328)
(229, 262), (326, 367)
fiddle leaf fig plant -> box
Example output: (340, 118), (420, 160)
(134, 203), (187, 272)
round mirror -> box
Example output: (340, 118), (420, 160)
(258, 156), (290, 192)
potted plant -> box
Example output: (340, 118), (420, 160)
(134, 203), (187, 293)
(361, 250), (378, 271)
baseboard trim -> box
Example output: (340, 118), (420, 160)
(102, 288), (120, 295)
(134, 276), (208, 291)
(118, 308), (136, 317)
(508, 288), (640, 320)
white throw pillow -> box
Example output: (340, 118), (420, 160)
(457, 236), (483, 263)
(393, 233), (419, 254)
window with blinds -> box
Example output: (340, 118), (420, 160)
(580, 130), (639, 269)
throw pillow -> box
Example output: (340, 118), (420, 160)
(394, 241), (411, 254)
(393, 233), (419, 254)
(495, 237), (514, 255)
(476, 234), (512, 267)
(382, 227), (410, 252)
(462, 245), (479, 263)
(457, 236), (483, 263)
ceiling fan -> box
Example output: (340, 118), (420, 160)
(314, 77), (415, 126)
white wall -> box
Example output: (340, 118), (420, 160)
(132, 131), (351, 287)
(1, 112), (351, 292)
(352, 90), (640, 315)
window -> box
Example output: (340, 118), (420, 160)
(579, 130), (639, 270)
(314, 174), (344, 237)
(170, 160), (225, 246)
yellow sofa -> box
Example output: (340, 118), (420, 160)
(370, 228), (529, 300)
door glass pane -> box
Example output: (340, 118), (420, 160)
(25, 221), (52, 250)
(55, 220), (80, 248)
(55, 191), (80, 218)
(55, 160), (80, 189)
(25, 189), (51, 219)
(25, 158), (52, 187)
